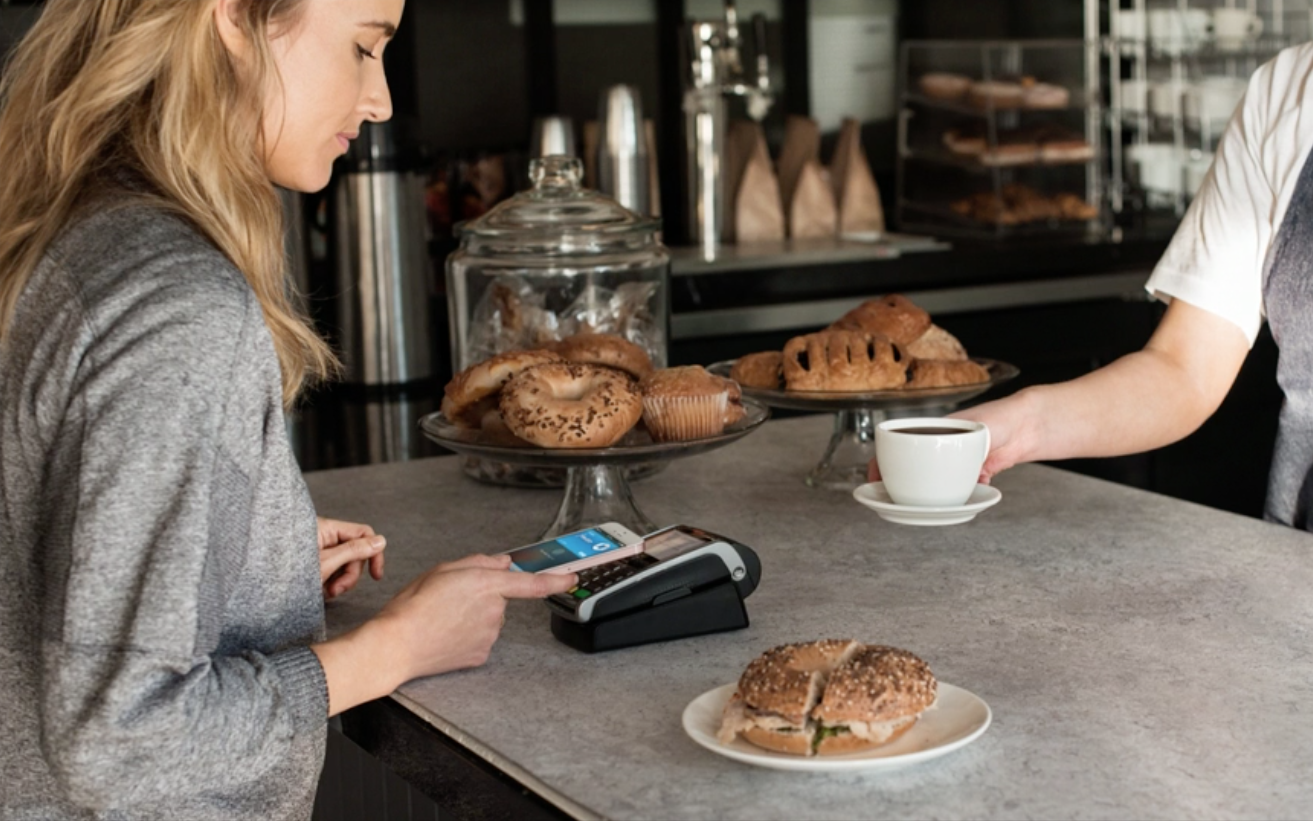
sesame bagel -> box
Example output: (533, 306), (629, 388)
(441, 349), (563, 429)
(718, 640), (937, 756)
(499, 363), (643, 449)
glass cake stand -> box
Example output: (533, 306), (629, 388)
(708, 359), (1018, 491)
(420, 397), (769, 539)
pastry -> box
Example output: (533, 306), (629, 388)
(943, 124), (987, 157)
(829, 294), (932, 347)
(782, 330), (907, 392)
(1023, 82), (1071, 109)
(904, 325), (968, 362)
(968, 80), (1025, 110)
(730, 351), (785, 390)
(918, 72), (973, 101)
(904, 358), (990, 389)
(1054, 192), (1099, 221)
(441, 349), (563, 428)
(550, 333), (653, 379)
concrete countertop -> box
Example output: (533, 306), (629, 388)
(308, 414), (1313, 821)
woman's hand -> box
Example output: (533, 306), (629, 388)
(312, 554), (578, 715)
(374, 554), (577, 681)
(317, 517), (386, 600)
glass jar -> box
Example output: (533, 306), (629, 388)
(446, 156), (671, 486)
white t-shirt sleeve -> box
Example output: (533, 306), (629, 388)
(1145, 64), (1277, 347)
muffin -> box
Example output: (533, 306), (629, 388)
(639, 366), (744, 442)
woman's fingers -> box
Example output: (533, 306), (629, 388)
(320, 535), (386, 584)
(317, 517), (376, 550)
(437, 553), (513, 573)
(326, 561), (363, 600)
(494, 569), (579, 600)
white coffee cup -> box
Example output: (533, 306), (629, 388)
(1148, 8), (1211, 55)
(1213, 8), (1262, 52)
(875, 418), (990, 508)
(1128, 142), (1188, 197)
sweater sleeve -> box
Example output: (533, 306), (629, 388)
(37, 259), (328, 809)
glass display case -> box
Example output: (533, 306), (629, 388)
(896, 39), (1106, 240)
(1103, 0), (1313, 216)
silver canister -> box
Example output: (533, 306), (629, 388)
(332, 122), (434, 387)
(529, 115), (577, 159)
(596, 85), (651, 216)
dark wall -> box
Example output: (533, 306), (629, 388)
(405, 2), (530, 152)
(0, 4), (42, 67)
(901, 0), (1085, 40)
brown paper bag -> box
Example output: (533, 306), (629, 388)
(582, 121), (599, 189)
(721, 121), (759, 242)
(735, 127), (785, 243)
(830, 118), (885, 236)
(777, 115), (822, 221)
(790, 160), (838, 239)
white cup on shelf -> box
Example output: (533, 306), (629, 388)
(1128, 142), (1189, 203)
(1118, 78), (1152, 119)
(1213, 8), (1263, 53)
(1148, 8), (1212, 56)
(1113, 10), (1147, 43)
(1185, 77), (1247, 133)
(1150, 81), (1190, 120)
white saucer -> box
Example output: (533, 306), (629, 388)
(852, 482), (1002, 526)
(682, 682), (991, 772)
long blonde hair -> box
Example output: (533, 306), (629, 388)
(0, 0), (337, 406)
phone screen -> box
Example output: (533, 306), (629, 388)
(507, 528), (629, 573)
(642, 526), (714, 560)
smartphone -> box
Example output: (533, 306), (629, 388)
(503, 523), (645, 574)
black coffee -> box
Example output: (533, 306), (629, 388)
(896, 426), (971, 435)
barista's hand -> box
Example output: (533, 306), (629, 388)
(318, 517), (386, 600)
(865, 391), (1040, 485)
(950, 391), (1040, 483)
(375, 554), (577, 681)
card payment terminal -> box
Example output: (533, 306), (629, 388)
(546, 524), (762, 653)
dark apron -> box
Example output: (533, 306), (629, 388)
(1263, 144), (1313, 529)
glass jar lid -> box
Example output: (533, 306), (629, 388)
(456, 156), (660, 253)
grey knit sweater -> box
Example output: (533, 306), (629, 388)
(0, 199), (329, 820)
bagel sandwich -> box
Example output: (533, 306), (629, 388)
(717, 640), (937, 756)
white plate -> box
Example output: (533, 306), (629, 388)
(852, 482), (1002, 526)
(682, 682), (991, 772)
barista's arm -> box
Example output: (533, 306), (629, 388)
(953, 298), (1251, 480)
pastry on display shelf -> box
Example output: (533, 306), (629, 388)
(725, 294), (990, 392)
(443, 336), (749, 448)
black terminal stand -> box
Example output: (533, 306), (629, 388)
(550, 539), (762, 654)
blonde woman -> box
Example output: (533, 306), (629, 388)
(0, 1), (575, 818)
